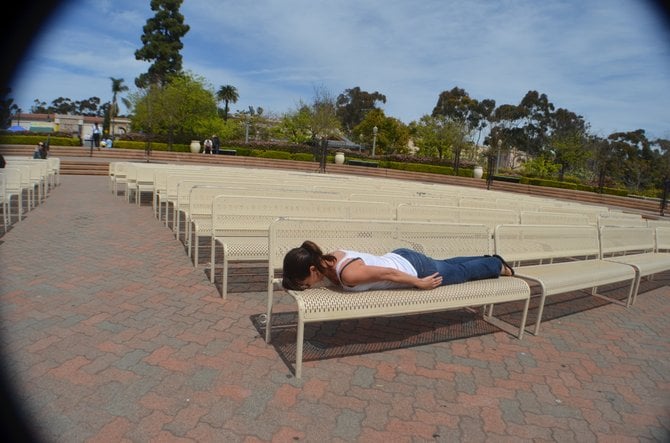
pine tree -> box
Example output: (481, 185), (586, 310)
(134, 0), (190, 89)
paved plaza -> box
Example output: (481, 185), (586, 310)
(0, 175), (668, 442)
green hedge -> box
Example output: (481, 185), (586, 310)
(519, 176), (628, 196)
(0, 134), (80, 146)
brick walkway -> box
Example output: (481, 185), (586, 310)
(0, 175), (668, 442)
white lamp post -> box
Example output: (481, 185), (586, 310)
(372, 126), (378, 157)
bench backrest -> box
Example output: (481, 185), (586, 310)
(397, 204), (518, 230)
(599, 226), (655, 257)
(520, 211), (590, 225)
(494, 224), (601, 263)
(186, 183), (349, 219)
(349, 193), (457, 207)
(538, 206), (608, 224)
(1, 168), (23, 193)
(597, 214), (647, 227)
(213, 195), (395, 238)
(655, 227), (670, 252)
(647, 219), (670, 228)
(7, 159), (48, 183)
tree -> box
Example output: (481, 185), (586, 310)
(486, 103), (526, 171)
(0, 88), (19, 128)
(310, 86), (341, 142)
(109, 77), (129, 140)
(277, 101), (313, 143)
(548, 108), (590, 181)
(354, 109), (410, 156)
(335, 87), (386, 133)
(51, 97), (77, 115)
(518, 90), (555, 155)
(134, 0), (190, 89)
(432, 87), (495, 166)
(75, 97), (103, 116)
(130, 72), (218, 149)
(216, 85), (239, 121)
(412, 114), (469, 168)
(608, 130), (654, 192)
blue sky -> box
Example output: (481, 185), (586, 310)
(9, 0), (670, 140)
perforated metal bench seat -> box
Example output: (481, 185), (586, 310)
(284, 277), (530, 379)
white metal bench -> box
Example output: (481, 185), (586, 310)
(264, 218), (530, 378)
(655, 226), (670, 252)
(1, 168), (25, 222)
(519, 211), (590, 225)
(599, 226), (670, 304)
(494, 224), (637, 335)
(398, 204), (519, 230)
(210, 196), (395, 298)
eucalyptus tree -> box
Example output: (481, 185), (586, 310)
(608, 129), (655, 192)
(432, 87), (495, 166)
(336, 87), (387, 134)
(134, 0), (190, 89)
(517, 90), (555, 156)
(216, 85), (239, 121)
(486, 103), (526, 171)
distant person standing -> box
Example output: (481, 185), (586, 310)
(212, 134), (221, 155)
(0, 153), (5, 168)
(92, 123), (101, 150)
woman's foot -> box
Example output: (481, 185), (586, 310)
(494, 254), (515, 276)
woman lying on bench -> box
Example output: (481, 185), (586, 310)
(282, 241), (515, 292)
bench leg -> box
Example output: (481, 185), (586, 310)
(264, 280), (282, 344)
(533, 286), (548, 336)
(210, 238), (217, 284)
(518, 298), (530, 339)
(193, 235), (199, 268)
(295, 317), (305, 379)
(222, 254), (229, 298)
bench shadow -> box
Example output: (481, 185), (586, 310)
(251, 306), (518, 373)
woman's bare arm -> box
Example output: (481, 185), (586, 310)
(340, 260), (442, 290)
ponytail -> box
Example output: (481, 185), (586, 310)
(281, 241), (335, 290)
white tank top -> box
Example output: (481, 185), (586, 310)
(335, 250), (417, 292)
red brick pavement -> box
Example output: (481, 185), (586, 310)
(0, 175), (668, 442)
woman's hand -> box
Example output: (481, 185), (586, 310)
(415, 272), (442, 289)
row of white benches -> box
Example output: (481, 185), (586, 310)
(108, 161), (670, 378)
(108, 161), (620, 220)
(0, 156), (60, 231)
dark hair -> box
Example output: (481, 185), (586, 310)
(281, 241), (336, 290)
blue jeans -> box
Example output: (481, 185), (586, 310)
(392, 248), (502, 286)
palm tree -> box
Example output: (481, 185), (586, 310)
(110, 77), (129, 140)
(216, 85), (239, 122)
